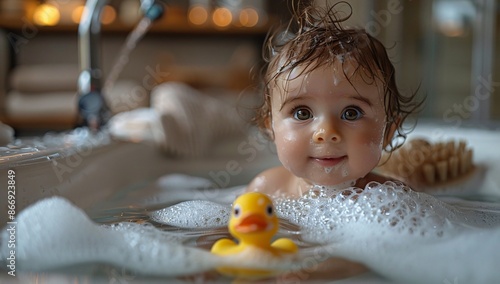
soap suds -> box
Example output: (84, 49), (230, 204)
(2, 178), (500, 283)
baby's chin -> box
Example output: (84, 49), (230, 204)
(303, 175), (359, 189)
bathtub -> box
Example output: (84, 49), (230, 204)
(1, 120), (499, 283)
(0, 127), (281, 225)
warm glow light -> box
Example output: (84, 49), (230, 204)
(188, 5), (208, 25)
(71, 5), (86, 24)
(239, 8), (259, 27)
(439, 23), (464, 37)
(212, 7), (232, 28)
(101, 5), (117, 25)
(33, 4), (60, 26)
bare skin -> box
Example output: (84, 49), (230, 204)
(247, 166), (394, 198)
(247, 60), (398, 198)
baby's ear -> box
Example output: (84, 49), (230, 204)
(383, 119), (400, 149)
(264, 117), (275, 140)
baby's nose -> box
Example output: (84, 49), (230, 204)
(312, 121), (341, 143)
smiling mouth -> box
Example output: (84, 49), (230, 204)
(311, 156), (347, 167)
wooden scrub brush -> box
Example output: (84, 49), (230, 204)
(378, 138), (476, 192)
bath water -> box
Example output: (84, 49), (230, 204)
(2, 174), (500, 283)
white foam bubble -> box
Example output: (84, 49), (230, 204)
(322, 161), (344, 175)
(150, 200), (230, 228)
(150, 179), (500, 282)
(341, 163), (349, 177)
(275, 181), (500, 283)
(0, 197), (218, 275)
(3, 180), (500, 283)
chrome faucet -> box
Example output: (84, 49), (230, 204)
(77, 0), (164, 130)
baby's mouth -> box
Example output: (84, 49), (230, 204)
(311, 156), (347, 167)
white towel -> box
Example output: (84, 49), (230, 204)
(108, 107), (164, 145)
(109, 82), (246, 157)
(6, 91), (77, 118)
(9, 64), (79, 93)
(152, 82), (245, 156)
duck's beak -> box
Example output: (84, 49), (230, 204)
(234, 214), (269, 233)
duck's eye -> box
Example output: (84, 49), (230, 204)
(266, 205), (273, 216)
(233, 205), (241, 217)
(293, 108), (312, 121)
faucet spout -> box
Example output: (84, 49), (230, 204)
(77, 0), (165, 130)
(77, 0), (109, 130)
(141, 0), (165, 21)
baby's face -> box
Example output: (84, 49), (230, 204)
(269, 61), (389, 186)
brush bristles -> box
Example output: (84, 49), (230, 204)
(380, 138), (474, 187)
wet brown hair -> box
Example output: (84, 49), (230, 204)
(254, 2), (422, 152)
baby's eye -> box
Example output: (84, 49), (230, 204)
(293, 108), (313, 120)
(341, 107), (364, 121)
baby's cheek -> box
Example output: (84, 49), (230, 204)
(357, 129), (385, 163)
(367, 140), (383, 162)
(274, 132), (295, 165)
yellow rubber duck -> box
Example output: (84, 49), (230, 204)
(211, 192), (298, 279)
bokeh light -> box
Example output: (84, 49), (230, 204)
(239, 8), (259, 27)
(188, 5), (208, 25)
(33, 4), (60, 26)
(212, 7), (232, 28)
(71, 5), (86, 24)
(101, 5), (117, 25)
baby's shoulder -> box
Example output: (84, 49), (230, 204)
(246, 166), (294, 195)
(356, 171), (401, 188)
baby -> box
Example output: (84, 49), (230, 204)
(247, 4), (421, 198)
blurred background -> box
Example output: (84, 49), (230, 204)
(0, 0), (498, 134)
